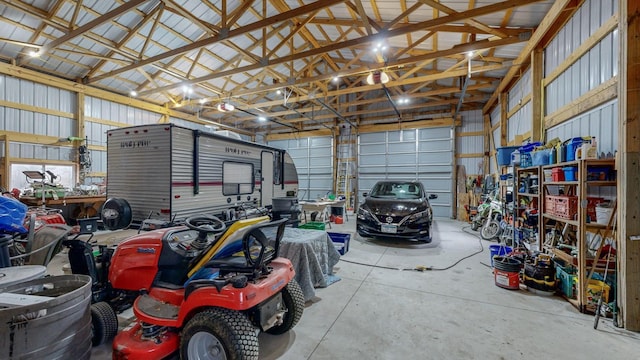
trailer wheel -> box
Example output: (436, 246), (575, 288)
(266, 279), (305, 335)
(180, 308), (258, 360)
(91, 301), (118, 346)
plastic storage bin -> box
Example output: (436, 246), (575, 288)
(551, 167), (564, 181)
(327, 232), (350, 255)
(563, 166), (577, 181)
(497, 146), (520, 166)
(555, 261), (577, 299)
(543, 169), (553, 182)
(532, 149), (551, 166)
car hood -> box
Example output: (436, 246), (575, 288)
(361, 198), (427, 216)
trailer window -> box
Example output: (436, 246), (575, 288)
(274, 152), (283, 185)
(222, 162), (254, 195)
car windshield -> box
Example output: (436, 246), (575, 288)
(369, 182), (422, 199)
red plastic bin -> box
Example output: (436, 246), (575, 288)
(551, 168), (564, 182)
(547, 195), (578, 219)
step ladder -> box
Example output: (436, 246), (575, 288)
(335, 126), (356, 212)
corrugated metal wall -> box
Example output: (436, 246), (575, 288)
(457, 110), (485, 176)
(544, 0), (618, 115)
(507, 68), (532, 142)
(543, 0), (618, 149)
(0, 74), (76, 160)
(268, 136), (333, 201)
(359, 127), (454, 218)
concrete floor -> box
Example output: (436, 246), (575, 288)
(47, 218), (639, 359)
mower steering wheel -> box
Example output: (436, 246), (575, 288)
(184, 215), (227, 235)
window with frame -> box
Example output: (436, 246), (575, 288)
(222, 161), (254, 195)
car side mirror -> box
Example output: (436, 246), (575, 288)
(429, 194), (438, 199)
(363, 192), (368, 197)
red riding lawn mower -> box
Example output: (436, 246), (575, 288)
(110, 215), (304, 359)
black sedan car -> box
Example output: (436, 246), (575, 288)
(356, 181), (437, 242)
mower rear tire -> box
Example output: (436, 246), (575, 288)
(180, 308), (258, 360)
(266, 279), (304, 335)
(91, 301), (118, 346)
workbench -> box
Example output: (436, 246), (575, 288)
(19, 195), (106, 223)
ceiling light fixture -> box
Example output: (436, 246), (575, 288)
(199, 98), (207, 104)
(332, 76), (340, 83)
(276, 89), (282, 95)
(467, 51), (474, 58)
(258, 116), (267, 122)
(217, 103), (235, 112)
(129, 90), (137, 97)
(28, 50), (40, 58)
(366, 70), (390, 85)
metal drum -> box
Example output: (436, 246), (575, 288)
(0, 274), (92, 360)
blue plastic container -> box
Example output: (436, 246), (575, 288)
(489, 244), (513, 267)
(565, 138), (584, 162)
(328, 232), (350, 255)
(563, 166), (577, 181)
(497, 146), (519, 166)
(0, 196), (27, 233)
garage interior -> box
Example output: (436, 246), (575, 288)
(0, 0), (639, 359)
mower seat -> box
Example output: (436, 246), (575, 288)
(197, 218), (287, 279)
(187, 216), (270, 279)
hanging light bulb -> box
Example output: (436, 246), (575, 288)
(366, 70), (389, 85)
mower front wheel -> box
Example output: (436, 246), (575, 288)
(91, 301), (118, 346)
(266, 279), (305, 335)
(180, 308), (258, 360)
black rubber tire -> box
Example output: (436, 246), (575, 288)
(91, 301), (119, 347)
(266, 280), (305, 335)
(100, 197), (132, 230)
(481, 220), (501, 240)
(180, 308), (258, 360)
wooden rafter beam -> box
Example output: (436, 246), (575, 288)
(32, 0), (149, 59)
(137, 22), (527, 99)
(85, 1), (163, 77)
(87, 0), (345, 84)
(418, 0), (508, 38)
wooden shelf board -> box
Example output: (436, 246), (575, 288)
(585, 181), (616, 186)
(544, 181), (579, 185)
(517, 192), (540, 197)
(542, 160), (579, 169)
(542, 213), (579, 226)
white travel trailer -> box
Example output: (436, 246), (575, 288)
(102, 123), (298, 228)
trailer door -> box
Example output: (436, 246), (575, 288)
(261, 151), (274, 207)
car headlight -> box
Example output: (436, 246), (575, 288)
(407, 210), (430, 222)
(357, 207), (374, 221)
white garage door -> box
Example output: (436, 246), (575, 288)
(269, 136), (333, 200)
(358, 127), (454, 218)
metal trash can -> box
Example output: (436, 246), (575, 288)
(0, 275), (93, 360)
